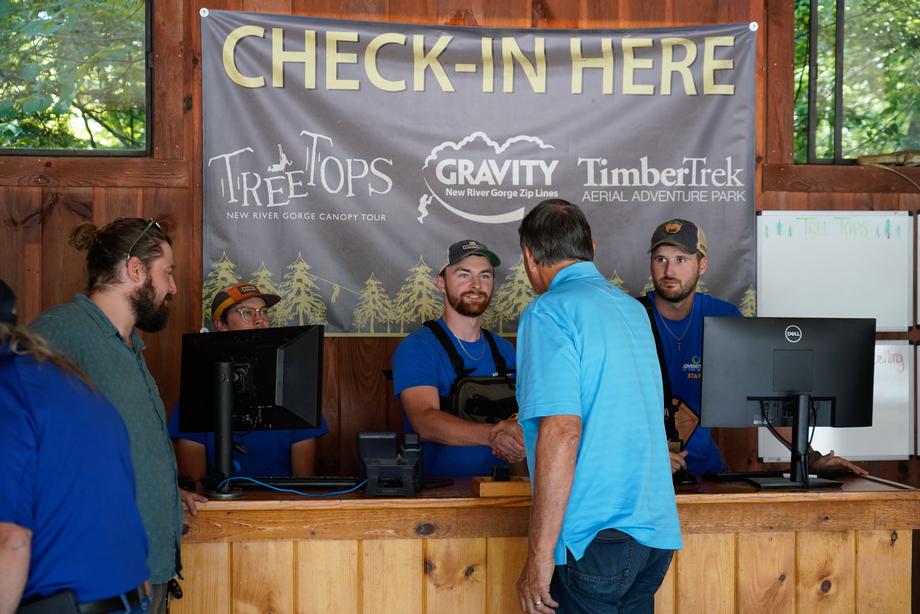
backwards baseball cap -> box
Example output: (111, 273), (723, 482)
(440, 239), (501, 274)
(0, 279), (16, 325)
(210, 282), (281, 322)
(649, 219), (708, 257)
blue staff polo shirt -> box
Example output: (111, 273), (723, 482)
(517, 262), (682, 565)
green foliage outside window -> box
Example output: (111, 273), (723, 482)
(0, 0), (148, 153)
(794, 0), (920, 162)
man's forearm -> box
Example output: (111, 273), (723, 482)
(528, 415), (582, 559)
(0, 523), (31, 614)
(410, 409), (493, 446)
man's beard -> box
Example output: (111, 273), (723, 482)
(447, 288), (492, 317)
(653, 273), (699, 304)
(131, 278), (171, 332)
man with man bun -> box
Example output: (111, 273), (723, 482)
(30, 218), (205, 614)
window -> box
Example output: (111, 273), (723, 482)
(793, 0), (920, 163)
(0, 0), (150, 155)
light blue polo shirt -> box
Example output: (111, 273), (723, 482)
(516, 261), (682, 565)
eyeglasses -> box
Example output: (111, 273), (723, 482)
(232, 307), (271, 322)
(125, 218), (163, 262)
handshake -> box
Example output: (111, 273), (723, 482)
(488, 415), (526, 463)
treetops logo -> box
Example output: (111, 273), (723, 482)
(417, 131), (561, 224)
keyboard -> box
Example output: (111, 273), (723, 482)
(707, 468), (853, 483)
(706, 470), (783, 482)
(239, 476), (360, 490)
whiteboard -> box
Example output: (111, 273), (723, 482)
(757, 211), (913, 332)
(758, 342), (914, 461)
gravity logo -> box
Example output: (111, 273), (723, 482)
(784, 325), (803, 343)
(417, 131), (560, 224)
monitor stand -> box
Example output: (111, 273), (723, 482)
(207, 361), (242, 500)
(748, 394), (842, 490)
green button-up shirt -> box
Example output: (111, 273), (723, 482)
(31, 294), (183, 583)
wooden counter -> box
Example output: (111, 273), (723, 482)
(173, 477), (919, 613)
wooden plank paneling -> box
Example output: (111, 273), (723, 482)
(796, 530), (855, 613)
(653, 554), (677, 614)
(0, 158), (189, 188)
(424, 538), (487, 613)
(173, 542), (230, 614)
(232, 541), (295, 614)
(855, 530), (912, 614)
(677, 533), (735, 614)
(152, 1), (187, 160)
(486, 537), (528, 614)
(41, 189), (92, 310)
(0, 187), (42, 322)
(297, 539), (359, 614)
(737, 532), (795, 613)
(362, 539), (423, 614)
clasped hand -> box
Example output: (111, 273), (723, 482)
(488, 417), (525, 463)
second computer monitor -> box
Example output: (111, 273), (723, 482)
(700, 316), (874, 430)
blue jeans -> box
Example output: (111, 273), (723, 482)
(550, 529), (674, 614)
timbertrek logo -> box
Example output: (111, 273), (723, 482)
(579, 156), (743, 188)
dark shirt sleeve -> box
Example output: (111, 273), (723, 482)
(0, 360), (38, 529)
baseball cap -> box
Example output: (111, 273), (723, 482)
(0, 279), (16, 325)
(211, 282), (281, 322)
(648, 219), (708, 257)
(439, 240), (501, 274)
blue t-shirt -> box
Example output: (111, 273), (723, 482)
(646, 291), (742, 474)
(0, 344), (149, 602)
(392, 318), (516, 477)
(168, 405), (329, 477)
(518, 262), (682, 565)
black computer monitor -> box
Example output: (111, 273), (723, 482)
(179, 325), (323, 432)
(700, 316), (874, 489)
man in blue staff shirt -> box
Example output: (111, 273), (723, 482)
(169, 282), (329, 481)
(392, 239), (524, 477)
(515, 200), (681, 614)
(644, 218), (866, 477)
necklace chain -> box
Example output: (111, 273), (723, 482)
(658, 301), (694, 350)
(456, 334), (486, 361)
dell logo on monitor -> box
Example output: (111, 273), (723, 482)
(784, 325), (803, 343)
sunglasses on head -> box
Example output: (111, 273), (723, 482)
(125, 218), (163, 262)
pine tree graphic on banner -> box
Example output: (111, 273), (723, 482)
(695, 279), (710, 295)
(352, 273), (392, 333)
(641, 277), (655, 295)
(251, 261), (289, 324)
(393, 257), (441, 332)
(608, 270), (628, 293)
(202, 251), (241, 323)
(739, 286), (757, 317)
(279, 253), (327, 325)
(487, 256), (536, 334)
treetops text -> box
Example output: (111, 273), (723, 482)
(221, 26), (740, 96)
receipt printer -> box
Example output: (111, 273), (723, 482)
(357, 432), (422, 497)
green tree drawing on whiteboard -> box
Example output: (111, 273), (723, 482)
(352, 273), (392, 334)
(486, 256), (536, 334)
(279, 253), (327, 325)
(739, 286), (757, 317)
(251, 261), (289, 324)
(202, 251), (240, 323)
(392, 257), (441, 332)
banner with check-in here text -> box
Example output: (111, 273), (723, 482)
(201, 10), (756, 334)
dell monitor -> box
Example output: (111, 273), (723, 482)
(700, 317), (874, 489)
(178, 325), (323, 496)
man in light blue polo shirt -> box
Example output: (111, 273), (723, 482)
(514, 199), (681, 614)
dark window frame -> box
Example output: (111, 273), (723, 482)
(0, 0), (154, 158)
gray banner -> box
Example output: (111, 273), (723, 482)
(202, 10), (757, 335)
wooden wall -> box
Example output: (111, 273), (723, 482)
(1, 0), (917, 481)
